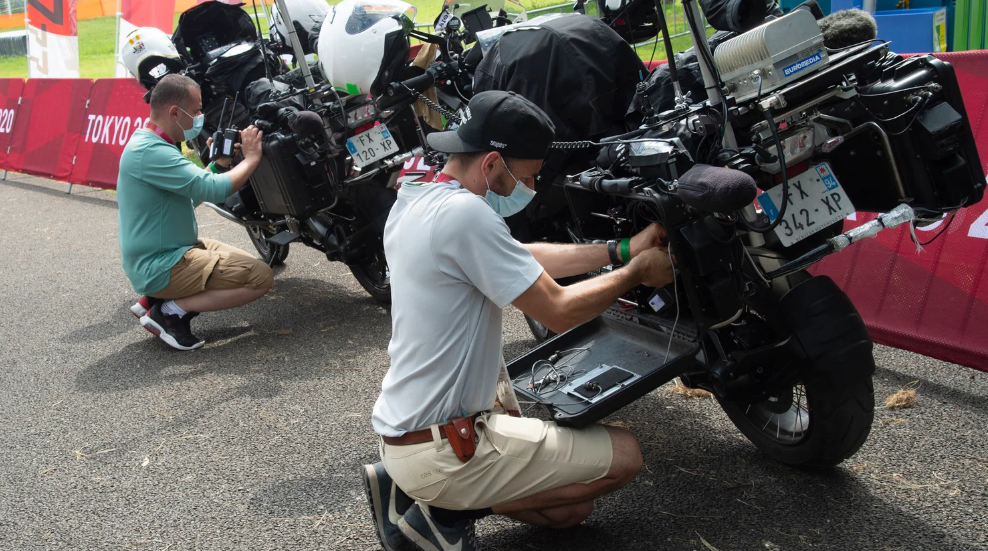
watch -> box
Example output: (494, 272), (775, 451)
(607, 240), (623, 267)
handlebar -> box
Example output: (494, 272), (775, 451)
(385, 60), (460, 98)
(577, 173), (636, 195)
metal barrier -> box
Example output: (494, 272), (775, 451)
(0, 29), (25, 58)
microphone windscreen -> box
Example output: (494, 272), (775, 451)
(699, 0), (770, 33)
(819, 9), (878, 50)
(677, 164), (758, 213)
(290, 110), (324, 139)
(792, 0), (825, 20)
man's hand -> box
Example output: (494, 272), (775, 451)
(630, 222), (668, 258)
(205, 136), (241, 168)
(629, 247), (675, 288)
(240, 126), (263, 164)
(224, 126), (264, 193)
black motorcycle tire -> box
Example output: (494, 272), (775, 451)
(717, 273), (876, 470)
(524, 314), (556, 342)
(246, 226), (290, 266)
(349, 250), (391, 304)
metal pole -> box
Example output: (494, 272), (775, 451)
(682, 0), (736, 147)
(114, 0), (120, 75)
(258, 0), (274, 41)
(65, 183), (72, 194)
(273, 0), (316, 89)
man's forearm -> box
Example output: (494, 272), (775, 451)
(552, 263), (643, 332)
(226, 158), (260, 193)
(525, 242), (611, 279)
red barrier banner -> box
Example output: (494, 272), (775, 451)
(813, 51), (988, 371)
(1, 78), (92, 180)
(0, 79), (25, 169)
(69, 78), (150, 189)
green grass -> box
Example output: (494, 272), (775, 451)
(0, 1), (706, 78)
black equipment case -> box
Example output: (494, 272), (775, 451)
(249, 131), (335, 217)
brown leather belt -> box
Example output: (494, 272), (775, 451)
(382, 413), (481, 446)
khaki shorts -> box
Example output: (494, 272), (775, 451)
(381, 413), (613, 510)
(151, 238), (273, 300)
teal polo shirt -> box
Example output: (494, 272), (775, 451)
(117, 129), (233, 296)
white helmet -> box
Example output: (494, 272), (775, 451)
(120, 27), (185, 90)
(272, 0), (331, 54)
(318, 0), (416, 96)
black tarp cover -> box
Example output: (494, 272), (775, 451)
(473, 13), (646, 144)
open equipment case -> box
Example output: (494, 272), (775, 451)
(506, 311), (701, 427)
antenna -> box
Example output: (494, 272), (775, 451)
(217, 97), (229, 130)
(252, 0), (274, 84)
(231, 91), (240, 127)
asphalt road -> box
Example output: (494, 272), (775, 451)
(1, 174), (986, 551)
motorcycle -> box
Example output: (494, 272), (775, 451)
(390, 2), (985, 467)
(129, 0), (434, 303)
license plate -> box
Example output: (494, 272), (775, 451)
(755, 163), (855, 247)
(346, 124), (398, 168)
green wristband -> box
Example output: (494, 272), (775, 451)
(620, 238), (631, 264)
(208, 162), (221, 174)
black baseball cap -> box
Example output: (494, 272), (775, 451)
(427, 91), (555, 160)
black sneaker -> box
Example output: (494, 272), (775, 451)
(362, 463), (415, 551)
(140, 303), (205, 351)
(398, 503), (478, 551)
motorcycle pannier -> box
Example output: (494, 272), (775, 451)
(248, 131), (334, 217)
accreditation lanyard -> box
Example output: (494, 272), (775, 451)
(146, 122), (179, 150)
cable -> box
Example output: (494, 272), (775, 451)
(517, 348), (592, 396)
(886, 96), (930, 136)
(251, 0), (274, 85)
(403, 84), (463, 124)
(918, 211), (957, 246)
(651, 0), (678, 84)
(763, 243), (831, 278)
(825, 38), (888, 53)
(741, 111), (789, 234)
(663, 245), (680, 364)
(858, 85), (934, 98)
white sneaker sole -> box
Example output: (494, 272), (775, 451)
(131, 302), (148, 318)
(139, 315), (204, 351)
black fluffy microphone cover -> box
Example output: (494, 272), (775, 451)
(699, 0), (781, 33)
(819, 9), (878, 49)
(677, 164), (758, 213)
(289, 110), (325, 139)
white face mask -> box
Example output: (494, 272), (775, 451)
(484, 158), (536, 218)
(177, 107), (204, 142)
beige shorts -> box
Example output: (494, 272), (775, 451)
(151, 238), (273, 300)
(381, 413), (613, 510)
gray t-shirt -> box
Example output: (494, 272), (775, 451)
(372, 181), (544, 436)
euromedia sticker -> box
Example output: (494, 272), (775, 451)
(783, 50), (823, 77)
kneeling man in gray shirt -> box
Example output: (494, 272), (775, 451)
(363, 91), (674, 551)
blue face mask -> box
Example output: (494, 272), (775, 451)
(178, 107), (204, 142)
(485, 158), (536, 218)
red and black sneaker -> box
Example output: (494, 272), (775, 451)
(130, 296), (162, 319)
(140, 303), (205, 351)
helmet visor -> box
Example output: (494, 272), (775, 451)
(344, 0), (416, 35)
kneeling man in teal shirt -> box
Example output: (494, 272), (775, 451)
(118, 74), (270, 351)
